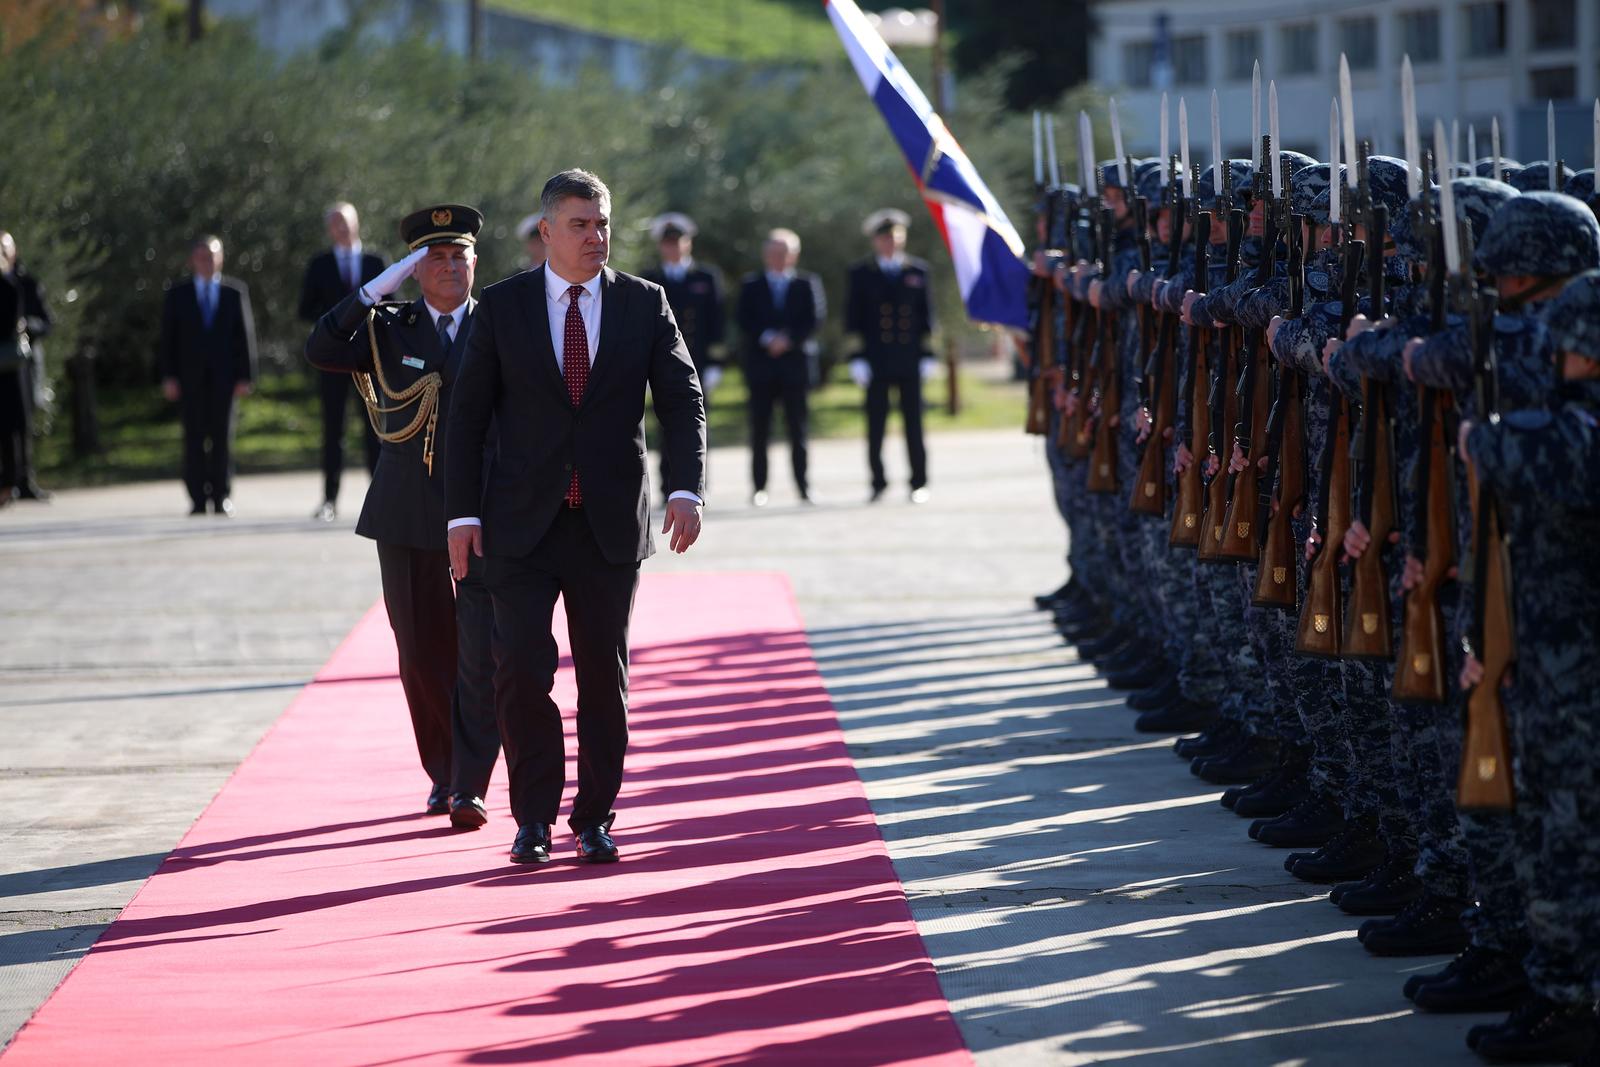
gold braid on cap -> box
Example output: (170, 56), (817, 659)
(354, 310), (443, 474)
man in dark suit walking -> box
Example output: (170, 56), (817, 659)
(446, 169), (706, 866)
(305, 204), (501, 826)
(640, 212), (724, 496)
(158, 235), (256, 516)
(846, 209), (936, 503)
(0, 231), (53, 505)
(299, 201), (385, 522)
(736, 228), (824, 506)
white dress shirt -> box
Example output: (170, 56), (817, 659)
(447, 265), (700, 532)
(662, 259), (691, 283)
(424, 298), (469, 346)
(336, 241), (365, 290)
(876, 254), (904, 276)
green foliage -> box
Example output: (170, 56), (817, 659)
(0, 18), (1098, 482)
(486, 0), (848, 64)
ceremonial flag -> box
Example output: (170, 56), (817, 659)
(824, 0), (1031, 329)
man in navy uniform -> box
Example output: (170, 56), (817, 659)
(845, 208), (936, 503)
(641, 212), (724, 496)
(158, 235), (257, 516)
(304, 204), (500, 827)
(736, 228), (824, 506)
(298, 201), (384, 523)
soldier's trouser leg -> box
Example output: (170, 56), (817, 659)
(1337, 656), (1412, 848)
(1507, 654), (1600, 1005)
(865, 378), (892, 492)
(1113, 431), (1161, 640)
(1239, 563), (1291, 744)
(1198, 560), (1261, 732)
(1391, 698), (1472, 898)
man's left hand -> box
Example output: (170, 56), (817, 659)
(663, 498), (703, 554)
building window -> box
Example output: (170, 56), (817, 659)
(1280, 23), (1318, 75)
(1530, 65), (1577, 99)
(1340, 16), (1378, 70)
(1225, 29), (1260, 82)
(1530, 0), (1576, 51)
(1123, 40), (1153, 89)
(1399, 9), (1441, 63)
(1463, 1), (1507, 58)
(1172, 34), (1207, 86)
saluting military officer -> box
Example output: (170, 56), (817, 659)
(304, 204), (500, 829)
(846, 208), (936, 503)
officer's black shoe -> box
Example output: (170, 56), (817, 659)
(1412, 946), (1529, 1013)
(1174, 721), (1241, 760)
(1128, 675), (1182, 711)
(1405, 947), (1471, 1001)
(16, 481), (50, 502)
(1107, 660), (1168, 691)
(1289, 820), (1386, 883)
(425, 783), (451, 815)
(1253, 794), (1345, 847)
(1361, 893), (1470, 956)
(1336, 858), (1425, 916)
(449, 794), (489, 830)
(1194, 735), (1280, 784)
(509, 823), (553, 864)
(1468, 995), (1597, 1062)
(1233, 766), (1310, 819)
(1134, 699), (1217, 734)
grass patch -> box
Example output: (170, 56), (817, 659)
(38, 362), (1025, 489)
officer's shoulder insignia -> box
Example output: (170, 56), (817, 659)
(432, 208), (453, 227)
(1504, 409), (1553, 431)
(1494, 315), (1527, 336)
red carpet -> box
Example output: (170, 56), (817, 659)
(3, 573), (968, 1066)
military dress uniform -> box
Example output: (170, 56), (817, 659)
(304, 204), (500, 821)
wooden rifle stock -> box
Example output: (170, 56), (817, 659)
(1086, 306), (1121, 493)
(1170, 326), (1208, 547)
(1025, 276), (1054, 435)
(1218, 332), (1271, 561)
(1253, 367), (1304, 608)
(1131, 316), (1176, 515)
(1296, 400), (1351, 655)
(1393, 388), (1454, 701)
(1196, 328), (1238, 563)
(1343, 378), (1396, 657)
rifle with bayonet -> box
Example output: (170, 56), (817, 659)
(1132, 158), (1186, 517)
(1026, 113), (1059, 436)
(1086, 174), (1122, 494)
(1171, 162), (1211, 548)
(1196, 165), (1245, 563)
(1343, 145), (1398, 659)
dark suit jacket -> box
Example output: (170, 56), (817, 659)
(305, 293), (474, 551)
(639, 263), (724, 374)
(845, 256), (935, 378)
(735, 271), (824, 371)
(445, 265), (706, 565)
(298, 248), (385, 323)
(157, 277), (257, 390)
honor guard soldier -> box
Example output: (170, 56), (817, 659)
(304, 204), (500, 829)
(641, 213), (725, 497)
(846, 208), (936, 503)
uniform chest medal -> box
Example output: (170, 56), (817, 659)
(402, 355), (426, 370)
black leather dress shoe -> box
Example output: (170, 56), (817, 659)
(576, 824), (619, 864)
(510, 824), (553, 863)
(16, 481), (50, 501)
(449, 794), (488, 829)
(425, 784), (450, 815)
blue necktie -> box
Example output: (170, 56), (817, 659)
(437, 313), (454, 358)
(200, 283), (215, 328)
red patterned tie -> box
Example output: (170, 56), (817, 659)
(563, 284), (589, 507)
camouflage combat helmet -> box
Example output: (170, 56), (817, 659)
(1473, 157), (1522, 179)
(1134, 161), (1168, 208)
(1361, 155), (1412, 220)
(1391, 177), (1518, 258)
(1544, 269), (1600, 361)
(1197, 159), (1253, 212)
(1565, 169), (1595, 206)
(1508, 162), (1556, 193)
(1475, 191), (1600, 277)
(1291, 164), (1338, 217)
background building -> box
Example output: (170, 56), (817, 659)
(1089, 0), (1598, 168)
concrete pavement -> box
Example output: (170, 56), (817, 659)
(1, 428), (1484, 1063)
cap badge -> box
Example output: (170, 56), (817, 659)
(432, 208), (453, 227)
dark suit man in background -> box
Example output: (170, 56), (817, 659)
(846, 209), (935, 503)
(299, 201), (384, 522)
(446, 169), (706, 866)
(305, 204), (500, 826)
(159, 235), (256, 516)
(0, 232), (53, 505)
(736, 228), (823, 506)
(640, 212), (724, 496)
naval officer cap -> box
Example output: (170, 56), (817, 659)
(648, 212), (698, 242)
(863, 208), (912, 237)
(400, 204), (483, 251)
(515, 212), (543, 241)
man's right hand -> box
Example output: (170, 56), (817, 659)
(364, 247), (428, 302)
(161, 378), (180, 402)
(448, 524), (483, 582)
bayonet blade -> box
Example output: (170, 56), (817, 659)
(1468, 124), (1478, 170)
(1046, 113), (1061, 187)
(1079, 110), (1095, 191)
(1179, 97), (1192, 200)
(1594, 98), (1599, 179)
(1492, 117), (1502, 182)
(1159, 92), (1170, 186)
(1340, 53), (1357, 189)
(1548, 100), (1558, 190)
(1270, 80), (1283, 200)
(1032, 110), (1044, 188)
(1251, 61), (1261, 169)
(1437, 119), (1460, 276)
(1211, 90), (1222, 197)
(1330, 98), (1342, 226)
(1402, 54), (1421, 199)
(1111, 98), (1129, 189)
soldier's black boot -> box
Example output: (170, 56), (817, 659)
(1287, 817), (1385, 882)
(1175, 720), (1240, 759)
(1098, 642), (1149, 676)
(1193, 734), (1279, 784)
(1035, 579), (1077, 610)
(1128, 675), (1181, 711)
(1253, 794), (1345, 847)
(1232, 750), (1310, 818)
(1334, 854), (1425, 915)
(1107, 658), (1168, 691)
(1405, 946), (1472, 1001)
(1360, 893), (1469, 956)
(1075, 629), (1131, 661)
(1411, 945), (1529, 1012)
(1135, 699), (1217, 734)
(1468, 995), (1597, 1062)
